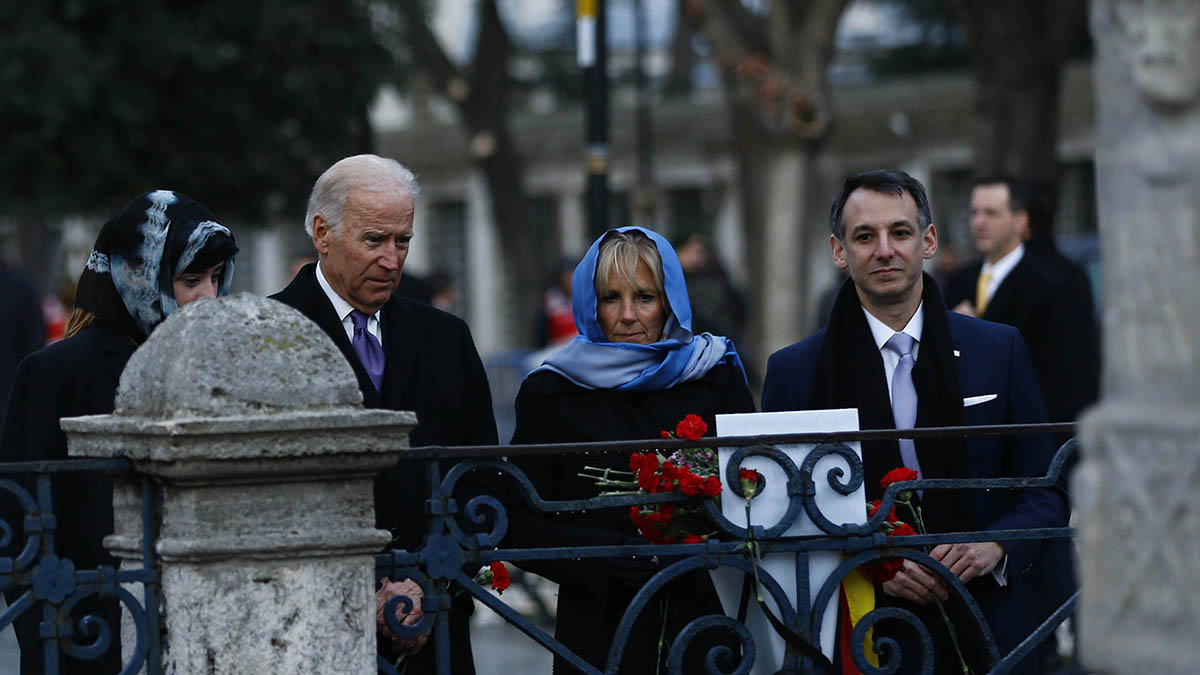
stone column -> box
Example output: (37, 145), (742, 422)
(63, 295), (415, 674)
(1077, 3), (1200, 673)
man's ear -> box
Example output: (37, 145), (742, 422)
(830, 234), (848, 269)
(1015, 209), (1031, 241)
(922, 224), (939, 260)
(312, 215), (331, 256)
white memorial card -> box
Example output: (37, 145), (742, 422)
(711, 409), (867, 673)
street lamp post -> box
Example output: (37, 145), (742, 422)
(578, 0), (609, 234)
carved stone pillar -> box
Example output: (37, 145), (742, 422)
(1077, 3), (1200, 673)
(64, 295), (414, 674)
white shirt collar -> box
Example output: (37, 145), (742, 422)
(981, 242), (1024, 287)
(862, 302), (924, 351)
(315, 261), (357, 323)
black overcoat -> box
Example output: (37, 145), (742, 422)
(271, 263), (498, 675)
(507, 364), (754, 674)
(946, 255), (1094, 427)
(2, 321), (135, 674)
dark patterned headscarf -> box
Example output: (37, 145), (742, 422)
(75, 190), (238, 340)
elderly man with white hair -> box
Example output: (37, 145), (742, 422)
(272, 154), (497, 675)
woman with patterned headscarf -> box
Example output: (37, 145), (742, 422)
(506, 226), (755, 674)
(1, 190), (236, 674)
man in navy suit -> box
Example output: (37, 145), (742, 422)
(271, 154), (497, 675)
(762, 170), (1068, 673)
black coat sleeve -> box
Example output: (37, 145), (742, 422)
(457, 321), (498, 446)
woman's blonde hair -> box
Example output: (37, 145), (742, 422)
(62, 307), (96, 340)
(594, 230), (668, 307)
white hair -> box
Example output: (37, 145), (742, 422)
(304, 154), (420, 237)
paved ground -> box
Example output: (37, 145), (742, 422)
(1, 598), (16, 670)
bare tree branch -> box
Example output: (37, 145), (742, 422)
(392, 0), (462, 99)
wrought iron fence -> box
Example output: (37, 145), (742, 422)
(0, 424), (1077, 674)
(376, 423), (1079, 675)
(0, 458), (161, 675)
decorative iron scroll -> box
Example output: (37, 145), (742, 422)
(377, 426), (1079, 675)
(0, 459), (161, 675)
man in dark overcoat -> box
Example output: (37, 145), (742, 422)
(271, 154), (497, 675)
(762, 170), (1069, 673)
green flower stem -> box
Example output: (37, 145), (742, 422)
(656, 595), (670, 675)
(745, 500), (764, 604)
(899, 491), (971, 675)
(581, 465), (635, 478)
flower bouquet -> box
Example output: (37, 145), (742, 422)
(580, 414), (724, 544)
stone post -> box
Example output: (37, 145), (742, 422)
(63, 295), (415, 674)
(1077, 3), (1200, 673)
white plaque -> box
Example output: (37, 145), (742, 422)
(711, 409), (867, 672)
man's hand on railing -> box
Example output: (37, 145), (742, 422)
(930, 542), (1005, 584)
(376, 577), (430, 653)
(881, 560), (950, 605)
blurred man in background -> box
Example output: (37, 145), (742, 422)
(947, 176), (1092, 429)
(0, 261), (45, 429)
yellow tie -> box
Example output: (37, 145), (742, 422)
(975, 270), (992, 314)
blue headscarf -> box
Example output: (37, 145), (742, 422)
(533, 226), (745, 391)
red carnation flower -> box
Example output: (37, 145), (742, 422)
(890, 522), (917, 537)
(868, 499), (897, 523)
(675, 414), (708, 442)
(660, 462), (680, 491)
(880, 467), (919, 490)
(489, 561), (510, 594)
(701, 475), (722, 497)
(678, 473), (700, 497)
(738, 468), (762, 499)
(869, 557), (905, 583)
(683, 533), (704, 544)
(660, 430), (672, 439)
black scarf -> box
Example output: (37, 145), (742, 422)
(74, 190), (237, 341)
(808, 274), (971, 533)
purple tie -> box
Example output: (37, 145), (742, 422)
(885, 332), (922, 480)
(350, 310), (384, 393)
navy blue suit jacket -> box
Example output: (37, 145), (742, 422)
(762, 312), (1068, 664)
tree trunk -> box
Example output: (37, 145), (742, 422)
(395, 0), (536, 347)
(688, 0), (847, 371)
(951, 0), (1088, 182)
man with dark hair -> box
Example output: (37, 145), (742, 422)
(763, 169), (1068, 673)
(946, 176), (1093, 429)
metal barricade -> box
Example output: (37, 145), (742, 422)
(376, 424), (1078, 675)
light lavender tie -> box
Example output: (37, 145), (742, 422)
(885, 332), (922, 479)
(350, 310), (385, 393)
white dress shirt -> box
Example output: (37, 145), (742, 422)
(978, 243), (1024, 307)
(315, 261), (382, 345)
(862, 303), (924, 405)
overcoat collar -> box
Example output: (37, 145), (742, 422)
(277, 263), (421, 409)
